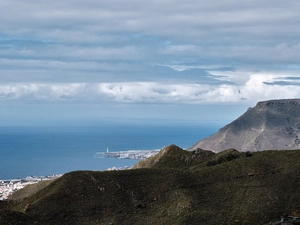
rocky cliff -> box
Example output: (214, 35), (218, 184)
(190, 99), (300, 152)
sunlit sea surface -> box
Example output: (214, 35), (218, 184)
(0, 122), (221, 179)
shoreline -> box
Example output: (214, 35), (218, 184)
(0, 150), (160, 200)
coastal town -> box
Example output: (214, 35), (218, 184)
(0, 175), (62, 200)
(95, 149), (160, 160)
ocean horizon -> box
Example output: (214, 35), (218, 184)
(0, 121), (223, 180)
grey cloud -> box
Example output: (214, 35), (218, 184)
(263, 76), (300, 86)
(2, 0), (300, 44)
(281, 77), (300, 80)
(1, 0), (300, 104)
(263, 81), (300, 86)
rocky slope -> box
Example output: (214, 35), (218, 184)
(190, 99), (300, 152)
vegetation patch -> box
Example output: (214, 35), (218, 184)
(2, 146), (300, 224)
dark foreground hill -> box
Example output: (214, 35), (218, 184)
(190, 99), (300, 152)
(2, 145), (300, 224)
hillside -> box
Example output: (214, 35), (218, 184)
(2, 145), (300, 224)
(190, 99), (300, 152)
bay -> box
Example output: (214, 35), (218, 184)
(0, 122), (220, 179)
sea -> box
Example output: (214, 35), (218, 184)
(0, 122), (223, 180)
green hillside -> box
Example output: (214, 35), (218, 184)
(2, 145), (300, 224)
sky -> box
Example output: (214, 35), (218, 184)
(1, 0), (300, 125)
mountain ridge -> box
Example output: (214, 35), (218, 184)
(2, 145), (300, 224)
(190, 98), (300, 152)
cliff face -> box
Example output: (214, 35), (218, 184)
(190, 99), (300, 152)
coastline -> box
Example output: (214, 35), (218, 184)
(0, 166), (132, 200)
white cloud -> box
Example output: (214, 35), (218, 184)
(1, 71), (299, 104)
(98, 82), (212, 103)
(0, 83), (88, 101)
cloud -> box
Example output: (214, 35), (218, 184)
(0, 83), (88, 101)
(161, 42), (300, 65)
(0, 71), (299, 104)
(98, 82), (212, 103)
(1, 0), (300, 108)
(0, 42), (143, 61)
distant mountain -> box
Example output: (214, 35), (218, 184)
(190, 99), (300, 152)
